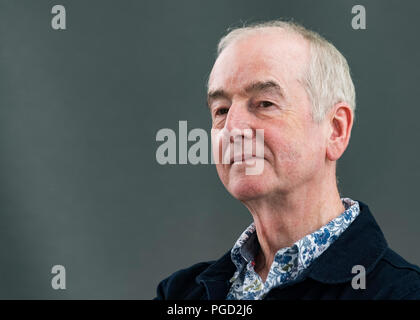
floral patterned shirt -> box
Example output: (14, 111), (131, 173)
(226, 197), (360, 300)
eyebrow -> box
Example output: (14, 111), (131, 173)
(206, 89), (228, 108)
(244, 80), (284, 96)
(207, 80), (284, 108)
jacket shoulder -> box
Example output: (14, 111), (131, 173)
(154, 260), (214, 300)
(373, 248), (420, 299)
(382, 248), (420, 274)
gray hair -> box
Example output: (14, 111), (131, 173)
(216, 20), (356, 123)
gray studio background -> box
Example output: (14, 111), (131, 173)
(0, 0), (419, 299)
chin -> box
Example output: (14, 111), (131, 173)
(227, 176), (269, 201)
(216, 160), (273, 200)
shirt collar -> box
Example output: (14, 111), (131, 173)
(230, 198), (361, 277)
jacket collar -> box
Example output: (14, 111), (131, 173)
(195, 250), (236, 299)
(305, 200), (388, 283)
(196, 200), (388, 299)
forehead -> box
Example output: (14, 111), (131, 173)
(208, 29), (310, 93)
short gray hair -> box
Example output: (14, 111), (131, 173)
(216, 20), (356, 123)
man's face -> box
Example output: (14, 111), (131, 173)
(207, 30), (329, 201)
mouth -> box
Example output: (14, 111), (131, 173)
(230, 154), (265, 165)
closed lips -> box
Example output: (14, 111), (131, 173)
(230, 154), (264, 164)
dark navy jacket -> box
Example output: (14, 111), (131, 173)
(155, 201), (420, 300)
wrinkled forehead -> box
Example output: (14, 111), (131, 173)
(208, 30), (310, 93)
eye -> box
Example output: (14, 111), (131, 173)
(215, 108), (229, 116)
(258, 101), (274, 108)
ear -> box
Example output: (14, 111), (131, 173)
(326, 102), (354, 162)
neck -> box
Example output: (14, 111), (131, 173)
(242, 170), (345, 282)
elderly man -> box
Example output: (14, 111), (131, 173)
(155, 20), (420, 300)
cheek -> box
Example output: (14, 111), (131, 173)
(264, 127), (303, 165)
(264, 124), (324, 177)
(271, 139), (302, 167)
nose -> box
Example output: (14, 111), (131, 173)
(224, 102), (252, 142)
(216, 103), (255, 165)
